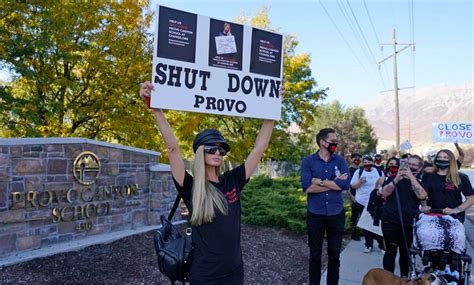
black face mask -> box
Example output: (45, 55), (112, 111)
(353, 159), (361, 166)
(409, 167), (418, 175)
(435, 159), (450, 170)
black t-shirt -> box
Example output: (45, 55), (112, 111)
(382, 176), (423, 225)
(172, 164), (248, 281)
(422, 172), (473, 222)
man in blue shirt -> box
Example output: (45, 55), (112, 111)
(301, 128), (350, 285)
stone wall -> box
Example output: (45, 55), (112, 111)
(0, 138), (178, 259)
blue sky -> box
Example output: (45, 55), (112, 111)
(1, 0), (472, 106)
(150, 0), (473, 106)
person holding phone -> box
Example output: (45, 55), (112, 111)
(140, 81), (280, 284)
(379, 155), (427, 278)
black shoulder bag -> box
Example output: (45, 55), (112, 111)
(153, 194), (193, 284)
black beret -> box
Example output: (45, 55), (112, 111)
(192, 129), (230, 153)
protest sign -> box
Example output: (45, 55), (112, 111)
(400, 140), (412, 152)
(357, 205), (383, 236)
(152, 5), (284, 120)
(432, 122), (473, 144)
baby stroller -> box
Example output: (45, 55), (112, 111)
(409, 209), (472, 285)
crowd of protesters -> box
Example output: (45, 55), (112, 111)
(302, 128), (473, 284)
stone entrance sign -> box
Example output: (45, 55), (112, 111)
(0, 138), (179, 265)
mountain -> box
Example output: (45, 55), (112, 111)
(361, 83), (473, 155)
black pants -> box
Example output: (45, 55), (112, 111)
(349, 200), (360, 232)
(307, 209), (345, 285)
(381, 221), (413, 277)
(353, 202), (384, 249)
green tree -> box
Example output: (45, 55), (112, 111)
(310, 100), (378, 155)
(0, 4), (326, 163)
(0, 1), (161, 150)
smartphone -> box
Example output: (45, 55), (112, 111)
(400, 160), (408, 169)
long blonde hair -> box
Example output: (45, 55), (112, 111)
(190, 145), (228, 226)
(433, 149), (461, 187)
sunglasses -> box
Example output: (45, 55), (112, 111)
(203, 145), (227, 156)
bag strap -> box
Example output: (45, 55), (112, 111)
(167, 193), (182, 221)
(167, 194), (192, 235)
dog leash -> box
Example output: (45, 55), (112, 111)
(394, 183), (417, 280)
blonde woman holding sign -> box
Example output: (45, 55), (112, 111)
(140, 81), (280, 284)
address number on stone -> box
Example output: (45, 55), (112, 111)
(76, 221), (93, 232)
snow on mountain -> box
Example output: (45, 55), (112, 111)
(360, 83), (473, 153)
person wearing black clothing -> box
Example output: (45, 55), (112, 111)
(140, 81), (277, 284)
(348, 152), (362, 241)
(421, 149), (474, 223)
(379, 155), (427, 278)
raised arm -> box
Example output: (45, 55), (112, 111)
(244, 119), (275, 180)
(139, 81), (185, 186)
(455, 142), (464, 165)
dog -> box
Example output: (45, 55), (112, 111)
(362, 268), (447, 285)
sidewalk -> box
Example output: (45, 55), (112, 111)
(321, 207), (474, 284)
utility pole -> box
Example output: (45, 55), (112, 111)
(379, 29), (415, 150)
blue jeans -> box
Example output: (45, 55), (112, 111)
(307, 209), (345, 285)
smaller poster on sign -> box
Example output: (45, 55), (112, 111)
(432, 122), (473, 144)
(156, 6), (198, 63)
(250, 28), (283, 78)
(208, 19), (243, 70)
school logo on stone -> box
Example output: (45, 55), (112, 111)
(73, 151), (101, 185)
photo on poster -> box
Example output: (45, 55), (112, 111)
(208, 19), (243, 70)
(250, 28), (283, 78)
(156, 6), (197, 63)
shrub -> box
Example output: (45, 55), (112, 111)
(241, 175), (352, 234)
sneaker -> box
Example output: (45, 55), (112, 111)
(364, 246), (373, 253)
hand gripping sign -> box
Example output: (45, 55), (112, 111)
(151, 5), (284, 120)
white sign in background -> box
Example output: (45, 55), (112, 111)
(432, 122), (473, 144)
(151, 5), (283, 120)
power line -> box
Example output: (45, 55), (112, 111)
(318, 0), (369, 74)
(345, 0), (378, 65)
(362, 0), (388, 89)
(345, 0), (386, 88)
(335, 0), (374, 69)
(363, 0), (380, 44)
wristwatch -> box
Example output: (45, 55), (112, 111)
(319, 179), (325, 186)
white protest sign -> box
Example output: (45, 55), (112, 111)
(151, 5), (284, 120)
(400, 140), (412, 152)
(357, 205), (383, 236)
(432, 122), (473, 144)
(215, 35), (237, 55)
